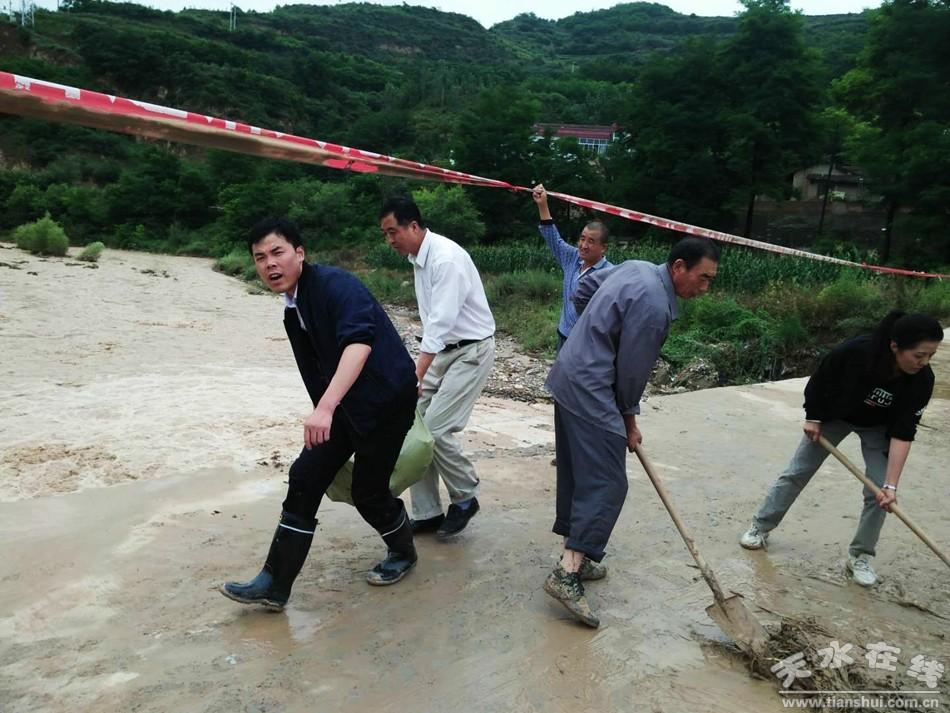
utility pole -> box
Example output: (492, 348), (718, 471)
(816, 158), (835, 237)
(229, 4), (237, 31)
(20, 0), (35, 27)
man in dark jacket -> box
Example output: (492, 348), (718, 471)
(220, 218), (419, 611)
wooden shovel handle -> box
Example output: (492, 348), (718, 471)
(818, 435), (950, 570)
(634, 445), (729, 604)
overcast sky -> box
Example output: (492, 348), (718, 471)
(26, 0), (880, 28)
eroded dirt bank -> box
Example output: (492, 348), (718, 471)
(1, 245), (947, 712)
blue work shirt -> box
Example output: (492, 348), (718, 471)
(545, 261), (679, 439)
(538, 220), (612, 337)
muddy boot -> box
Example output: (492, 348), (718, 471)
(220, 512), (316, 611)
(366, 507), (417, 586)
(544, 564), (600, 628)
(578, 557), (607, 582)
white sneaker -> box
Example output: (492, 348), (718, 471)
(740, 523), (768, 550)
(847, 554), (877, 587)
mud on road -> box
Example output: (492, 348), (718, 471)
(1, 245), (947, 712)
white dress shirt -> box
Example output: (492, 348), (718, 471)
(409, 230), (495, 354)
(282, 285), (307, 331)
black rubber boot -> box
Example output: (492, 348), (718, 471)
(220, 512), (316, 610)
(366, 507), (417, 586)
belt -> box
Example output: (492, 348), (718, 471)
(444, 338), (485, 351)
(415, 336), (491, 351)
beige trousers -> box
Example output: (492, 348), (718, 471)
(409, 337), (495, 520)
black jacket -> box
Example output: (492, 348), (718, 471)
(803, 334), (934, 441)
(284, 262), (416, 435)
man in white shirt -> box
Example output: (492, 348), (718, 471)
(380, 196), (496, 539)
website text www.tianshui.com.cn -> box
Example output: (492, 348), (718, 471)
(781, 693), (942, 710)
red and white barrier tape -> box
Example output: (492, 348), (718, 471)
(1, 72), (946, 279)
(520, 188), (950, 278)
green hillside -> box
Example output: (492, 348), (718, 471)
(1, 0), (946, 272)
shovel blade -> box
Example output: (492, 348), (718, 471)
(706, 596), (769, 656)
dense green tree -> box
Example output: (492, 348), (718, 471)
(604, 38), (736, 233)
(106, 147), (184, 242)
(834, 0), (950, 265)
(413, 185), (485, 245)
(719, 0), (823, 237)
(175, 163), (217, 228)
(525, 135), (607, 234)
(4, 183), (46, 227)
(0, 0), (915, 258)
(409, 110), (458, 165)
(812, 107), (860, 237)
(452, 86), (540, 241)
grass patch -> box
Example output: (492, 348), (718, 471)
(214, 248), (258, 282)
(358, 269), (416, 306)
(485, 271), (562, 353)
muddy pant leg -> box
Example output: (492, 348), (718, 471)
(282, 416), (355, 521)
(351, 393), (417, 533)
(409, 338), (495, 520)
(558, 407), (628, 563)
(849, 425), (889, 558)
(753, 420), (852, 533)
(552, 402), (575, 538)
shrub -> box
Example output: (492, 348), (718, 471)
(664, 295), (811, 383)
(815, 273), (887, 329)
(13, 213), (70, 256)
(13, 222), (35, 252)
(905, 279), (950, 319)
(214, 248), (258, 282)
(77, 241), (105, 262)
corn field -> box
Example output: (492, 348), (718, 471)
(366, 240), (870, 293)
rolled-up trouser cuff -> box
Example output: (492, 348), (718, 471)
(552, 519), (570, 537)
(564, 537), (605, 563)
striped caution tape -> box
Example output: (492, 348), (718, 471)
(1, 71), (946, 279)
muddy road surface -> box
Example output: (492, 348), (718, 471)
(1, 245), (947, 712)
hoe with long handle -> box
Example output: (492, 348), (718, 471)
(818, 435), (950, 570)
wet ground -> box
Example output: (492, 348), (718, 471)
(1, 246), (947, 712)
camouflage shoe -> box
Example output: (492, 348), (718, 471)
(578, 557), (607, 581)
(543, 564), (600, 628)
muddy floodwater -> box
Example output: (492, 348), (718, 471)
(1, 245), (947, 712)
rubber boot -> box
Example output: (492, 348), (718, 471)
(220, 512), (316, 610)
(366, 507), (417, 586)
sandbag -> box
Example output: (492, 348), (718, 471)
(325, 409), (434, 506)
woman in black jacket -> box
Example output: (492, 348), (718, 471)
(739, 310), (943, 586)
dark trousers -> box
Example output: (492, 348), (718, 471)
(552, 402), (628, 562)
(282, 391), (417, 533)
(555, 330), (568, 354)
